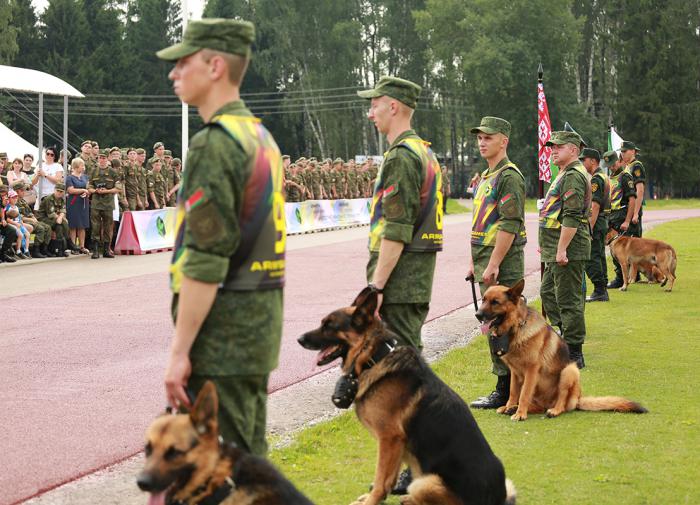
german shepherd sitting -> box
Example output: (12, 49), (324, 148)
(298, 287), (516, 505)
(137, 381), (314, 505)
(476, 280), (648, 421)
(606, 230), (677, 291)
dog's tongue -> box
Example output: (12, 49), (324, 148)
(148, 492), (166, 505)
(316, 346), (337, 365)
(480, 322), (491, 335)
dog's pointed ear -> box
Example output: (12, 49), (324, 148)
(352, 286), (374, 307)
(190, 381), (218, 435)
(507, 279), (525, 301)
(351, 287), (378, 330)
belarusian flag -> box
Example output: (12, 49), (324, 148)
(537, 81), (553, 183)
(608, 126), (624, 153)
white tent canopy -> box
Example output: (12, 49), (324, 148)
(0, 65), (84, 98)
(0, 122), (38, 161)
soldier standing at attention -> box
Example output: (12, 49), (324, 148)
(135, 148), (149, 209)
(580, 148), (611, 302)
(124, 148), (143, 211)
(538, 131), (591, 368)
(88, 150), (121, 259)
(620, 141), (645, 237)
(77, 140), (97, 177)
(604, 150), (636, 289)
(466, 117), (527, 410)
(148, 158), (168, 209)
(158, 18), (286, 456)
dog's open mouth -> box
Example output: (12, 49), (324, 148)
(317, 344), (344, 366)
(479, 315), (503, 335)
(148, 490), (167, 505)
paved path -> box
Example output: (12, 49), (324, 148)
(2, 208), (698, 504)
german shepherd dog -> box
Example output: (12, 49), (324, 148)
(137, 381), (314, 505)
(476, 279), (648, 421)
(606, 230), (677, 291)
(298, 287), (516, 505)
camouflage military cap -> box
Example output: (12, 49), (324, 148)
(55, 182), (66, 191)
(151, 157), (162, 165)
(620, 140), (640, 152)
(153, 142), (164, 150)
(90, 141), (99, 147)
(545, 131), (587, 148)
(281, 154), (290, 160)
(12, 180), (28, 191)
(357, 76), (422, 109)
(470, 116), (511, 137)
(0, 152), (7, 159)
(109, 146), (120, 154)
(156, 18), (255, 61)
(309, 157), (317, 162)
(0, 185), (6, 194)
(171, 158), (182, 165)
(296, 157), (306, 162)
(164, 150), (172, 157)
(98, 149), (109, 157)
(333, 157), (343, 165)
(81, 140), (92, 147)
(579, 148), (600, 161)
(135, 148), (146, 155)
(602, 150), (618, 167)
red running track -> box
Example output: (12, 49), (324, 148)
(2, 209), (696, 504)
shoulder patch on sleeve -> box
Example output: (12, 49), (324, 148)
(187, 199), (225, 247)
(591, 182), (598, 193)
(562, 189), (576, 200)
(634, 168), (641, 177)
(627, 180), (634, 188)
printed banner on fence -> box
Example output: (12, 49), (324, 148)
(286, 198), (371, 234)
(131, 207), (176, 250)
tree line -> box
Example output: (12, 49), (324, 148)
(1, 0), (699, 196)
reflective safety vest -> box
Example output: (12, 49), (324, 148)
(170, 114), (286, 294)
(609, 169), (628, 211)
(592, 168), (611, 215)
(539, 164), (591, 229)
(471, 163), (527, 246)
(369, 138), (443, 253)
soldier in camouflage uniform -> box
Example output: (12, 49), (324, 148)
(604, 150), (637, 289)
(36, 182), (70, 257)
(284, 163), (305, 202)
(538, 131), (591, 369)
(13, 180), (51, 258)
(308, 161), (323, 199)
(135, 148), (149, 209)
(466, 117), (527, 410)
(580, 148), (611, 302)
(88, 149), (122, 258)
(123, 148), (143, 211)
(76, 140), (97, 178)
(167, 158), (183, 205)
(158, 18), (285, 456)
(163, 149), (173, 170)
(147, 158), (168, 209)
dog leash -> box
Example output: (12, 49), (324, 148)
(464, 273), (479, 311)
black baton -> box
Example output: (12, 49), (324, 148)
(464, 274), (479, 311)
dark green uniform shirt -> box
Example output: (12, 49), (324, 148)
(539, 160), (591, 262)
(627, 159), (646, 214)
(366, 129), (437, 304)
(471, 157), (526, 282)
(590, 168), (609, 233)
(37, 194), (65, 222)
(172, 100), (282, 376)
(88, 166), (121, 211)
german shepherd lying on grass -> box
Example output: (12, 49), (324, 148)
(137, 381), (314, 505)
(476, 280), (648, 421)
(606, 230), (677, 291)
(298, 287), (516, 505)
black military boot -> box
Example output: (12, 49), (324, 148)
(91, 244), (101, 259)
(607, 277), (623, 289)
(470, 374), (510, 409)
(32, 245), (46, 259)
(586, 286), (609, 302)
(103, 243), (115, 258)
(568, 343), (585, 369)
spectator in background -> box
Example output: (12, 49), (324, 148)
(1, 187), (19, 262)
(7, 158), (30, 188)
(32, 148), (64, 203)
(0, 154), (7, 186)
(4, 189), (32, 259)
(65, 158), (90, 254)
(21, 154), (38, 207)
(13, 181), (50, 258)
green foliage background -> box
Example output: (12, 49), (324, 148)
(1, 0), (699, 196)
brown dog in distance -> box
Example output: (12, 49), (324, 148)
(137, 381), (314, 505)
(607, 230), (677, 291)
(476, 280), (648, 421)
(298, 287), (516, 505)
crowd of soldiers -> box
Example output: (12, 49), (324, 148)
(283, 156), (378, 202)
(0, 141), (182, 262)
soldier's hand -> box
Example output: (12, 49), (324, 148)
(620, 221), (629, 231)
(482, 263), (499, 286)
(165, 352), (192, 410)
(556, 249), (568, 266)
(632, 215), (639, 225)
(536, 198), (545, 211)
(374, 292), (384, 320)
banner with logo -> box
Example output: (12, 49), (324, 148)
(130, 207), (176, 250)
(286, 198), (371, 234)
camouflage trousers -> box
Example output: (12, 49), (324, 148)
(91, 208), (113, 244)
(188, 373), (269, 456)
(25, 217), (51, 245)
(585, 219), (608, 289)
(41, 217), (69, 240)
(541, 260), (586, 346)
(380, 302), (430, 351)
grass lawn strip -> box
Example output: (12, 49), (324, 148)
(269, 218), (700, 505)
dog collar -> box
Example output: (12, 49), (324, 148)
(606, 230), (628, 245)
(363, 339), (397, 371)
(170, 440), (236, 505)
(489, 331), (510, 357)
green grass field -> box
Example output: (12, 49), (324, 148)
(270, 218), (700, 504)
(524, 198), (700, 214)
